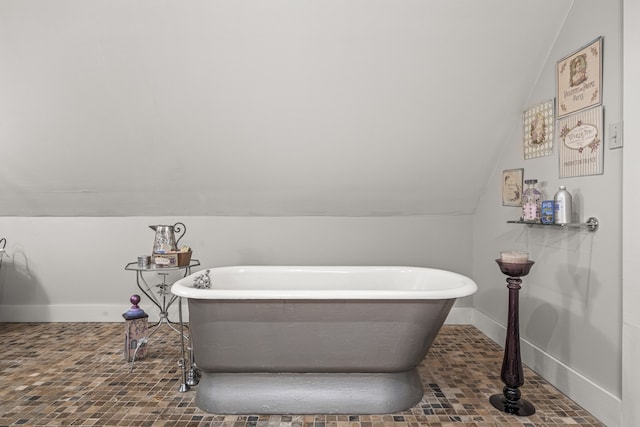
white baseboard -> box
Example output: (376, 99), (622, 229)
(0, 303), (621, 426)
(473, 309), (621, 427)
(445, 306), (476, 324)
(0, 304), (185, 323)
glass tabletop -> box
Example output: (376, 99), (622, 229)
(125, 259), (201, 272)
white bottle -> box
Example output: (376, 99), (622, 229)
(553, 186), (572, 225)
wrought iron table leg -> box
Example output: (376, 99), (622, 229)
(178, 297), (190, 392)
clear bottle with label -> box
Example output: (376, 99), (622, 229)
(553, 186), (572, 224)
(522, 179), (542, 222)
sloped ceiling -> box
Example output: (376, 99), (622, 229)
(0, 0), (573, 216)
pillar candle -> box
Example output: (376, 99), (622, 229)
(500, 251), (529, 263)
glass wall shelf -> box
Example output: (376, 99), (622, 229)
(507, 216), (599, 232)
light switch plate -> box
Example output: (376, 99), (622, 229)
(609, 121), (623, 149)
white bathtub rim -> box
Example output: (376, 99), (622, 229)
(171, 265), (478, 300)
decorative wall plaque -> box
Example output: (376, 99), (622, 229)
(502, 168), (523, 206)
(523, 99), (555, 159)
(556, 37), (602, 118)
(558, 106), (603, 178)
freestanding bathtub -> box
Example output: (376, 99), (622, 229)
(171, 266), (477, 415)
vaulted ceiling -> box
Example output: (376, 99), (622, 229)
(0, 0), (574, 216)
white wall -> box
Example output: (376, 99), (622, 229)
(622, 0), (640, 425)
(0, 0), (572, 217)
(472, 1), (622, 426)
(0, 215), (474, 322)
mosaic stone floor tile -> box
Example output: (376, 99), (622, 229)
(0, 323), (604, 426)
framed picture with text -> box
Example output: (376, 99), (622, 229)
(556, 36), (602, 118)
(502, 168), (523, 207)
(558, 106), (603, 178)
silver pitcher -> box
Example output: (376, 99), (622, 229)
(150, 222), (186, 254)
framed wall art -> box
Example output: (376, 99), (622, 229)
(502, 168), (523, 206)
(556, 36), (602, 118)
(523, 99), (555, 159)
(558, 106), (603, 178)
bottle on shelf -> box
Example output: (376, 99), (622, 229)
(522, 179), (542, 222)
(553, 186), (573, 225)
(541, 200), (554, 224)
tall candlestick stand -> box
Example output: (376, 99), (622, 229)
(490, 259), (536, 416)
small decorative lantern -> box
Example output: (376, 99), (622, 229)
(123, 294), (148, 362)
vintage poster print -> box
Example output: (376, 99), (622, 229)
(502, 169), (523, 206)
(558, 106), (603, 178)
(556, 37), (602, 118)
(523, 99), (554, 159)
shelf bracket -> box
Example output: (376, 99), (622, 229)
(585, 217), (599, 232)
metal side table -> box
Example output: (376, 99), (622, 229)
(124, 259), (200, 390)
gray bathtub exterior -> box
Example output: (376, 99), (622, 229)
(188, 298), (456, 414)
